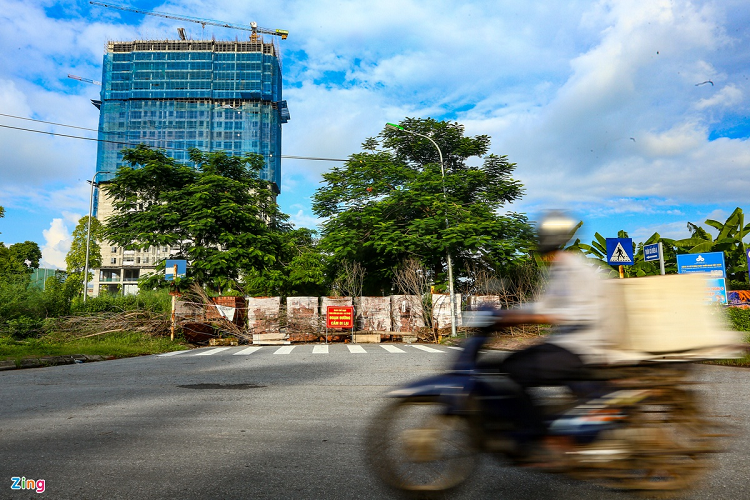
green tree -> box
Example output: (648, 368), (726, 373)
(65, 216), (104, 296)
(0, 245), (29, 282)
(312, 118), (534, 294)
(103, 146), (291, 291)
(674, 207), (750, 282)
(9, 241), (42, 269)
(243, 228), (331, 297)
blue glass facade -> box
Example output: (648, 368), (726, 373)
(95, 40), (287, 197)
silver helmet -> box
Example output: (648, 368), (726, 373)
(536, 210), (577, 254)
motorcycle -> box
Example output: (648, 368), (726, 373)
(365, 332), (723, 498)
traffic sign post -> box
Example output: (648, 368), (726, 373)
(606, 238), (634, 278)
(325, 306), (355, 344)
(644, 242), (665, 275)
(165, 259), (188, 341)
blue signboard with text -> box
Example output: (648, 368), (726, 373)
(606, 238), (634, 265)
(706, 278), (728, 304)
(676, 252), (726, 278)
(644, 243), (660, 262)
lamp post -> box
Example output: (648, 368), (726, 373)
(385, 122), (457, 337)
(83, 170), (114, 302)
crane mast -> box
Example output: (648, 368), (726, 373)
(89, 1), (288, 40)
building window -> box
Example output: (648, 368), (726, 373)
(111, 247), (118, 253)
(111, 257), (117, 264)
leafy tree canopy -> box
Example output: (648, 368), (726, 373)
(312, 118), (534, 294)
(9, 241), (42, 269)
(0, 245), (29, 282)
(65, 216), (104, 296)
(103, 146), (291, 291)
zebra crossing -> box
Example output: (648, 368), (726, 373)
(157, 344), (463, 357)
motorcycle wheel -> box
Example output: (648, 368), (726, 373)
(608, 387), (716, 498)
(365, 396), (479, 496)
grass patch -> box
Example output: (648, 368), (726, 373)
(0, 332), (190, 362)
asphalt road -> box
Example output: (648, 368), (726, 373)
(1, 344), (749, 499)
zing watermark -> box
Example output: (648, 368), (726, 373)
(10, 477), (45, 494)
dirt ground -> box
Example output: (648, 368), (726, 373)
(484, 332), (547, 351)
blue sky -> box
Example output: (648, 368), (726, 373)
(1, 0), (749, 268)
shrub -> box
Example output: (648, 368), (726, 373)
(728, 280), (750, 291)
(71, 289), (172, 315)
(727, 307), (750, 331)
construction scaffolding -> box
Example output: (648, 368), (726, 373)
(94, 39), (288, 198)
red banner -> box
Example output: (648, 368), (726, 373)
(326, 306), (354, 329)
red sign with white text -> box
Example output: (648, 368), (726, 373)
(326, 306), (354, 329)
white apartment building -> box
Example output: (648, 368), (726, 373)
(89, 187), (180, 296)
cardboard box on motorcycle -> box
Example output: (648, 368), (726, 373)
(604, 273), (742, 363)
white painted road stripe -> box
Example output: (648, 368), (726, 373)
(195, 347), (232, 356)
(157, 350), (190, 357)
(313, 345), (329, 354)
(347, 345), (367, 353)
(380, 345), (405, 353)
(445, 346), (463, 350)
(274, 346), (295, 355)
(410, 345), (445, 353)
(234, 346), (262, 355)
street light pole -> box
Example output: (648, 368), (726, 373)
(386, 123), (457, 337)
(83, 170), (114, 302)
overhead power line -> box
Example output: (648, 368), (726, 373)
(0, 114), (347, 162)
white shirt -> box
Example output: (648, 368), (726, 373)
(532, 251), (613, 364)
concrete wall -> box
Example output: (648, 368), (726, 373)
(432, 293), (463, 329)
(356, 296), (392, 332)
(286, 297), (319, 333)
(465, 295), (503, 311)
(246, 297), (281, 333)
(390, 295), (425, 332)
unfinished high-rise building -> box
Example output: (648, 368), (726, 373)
(91, 38), (289, 295)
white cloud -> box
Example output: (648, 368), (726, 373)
(40, 217), (73, 269)
(694, 84), (743, 110)
(2, 0), (750, 245)
(289, 209), (322, 231)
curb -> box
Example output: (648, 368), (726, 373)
(0, 354), (111, 371)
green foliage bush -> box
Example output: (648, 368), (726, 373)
(729, 280), (750, 291)
(727, 307), (750, 331)
(70, 289), (172, 315)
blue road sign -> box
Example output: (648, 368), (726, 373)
(676, 252), (725, 277)
(644, 243), (660, 262)
(606, 238), (634, 265)
(165, 259), (187, 281)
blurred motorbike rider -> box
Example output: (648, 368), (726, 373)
(489, 210), (614, 455)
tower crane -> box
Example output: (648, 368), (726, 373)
(89, 1), (289, 40)
(68, 74), (102, 86)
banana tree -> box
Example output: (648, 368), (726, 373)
(674, 207), (750, 282)
(568, 230), (678, 277)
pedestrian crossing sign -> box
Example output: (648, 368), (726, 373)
(606, 238), (634, 265)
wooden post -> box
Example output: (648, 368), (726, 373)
(170, 264), (178, 341)
(171, 294), (176, 341)
(619, 265), (624, 279)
